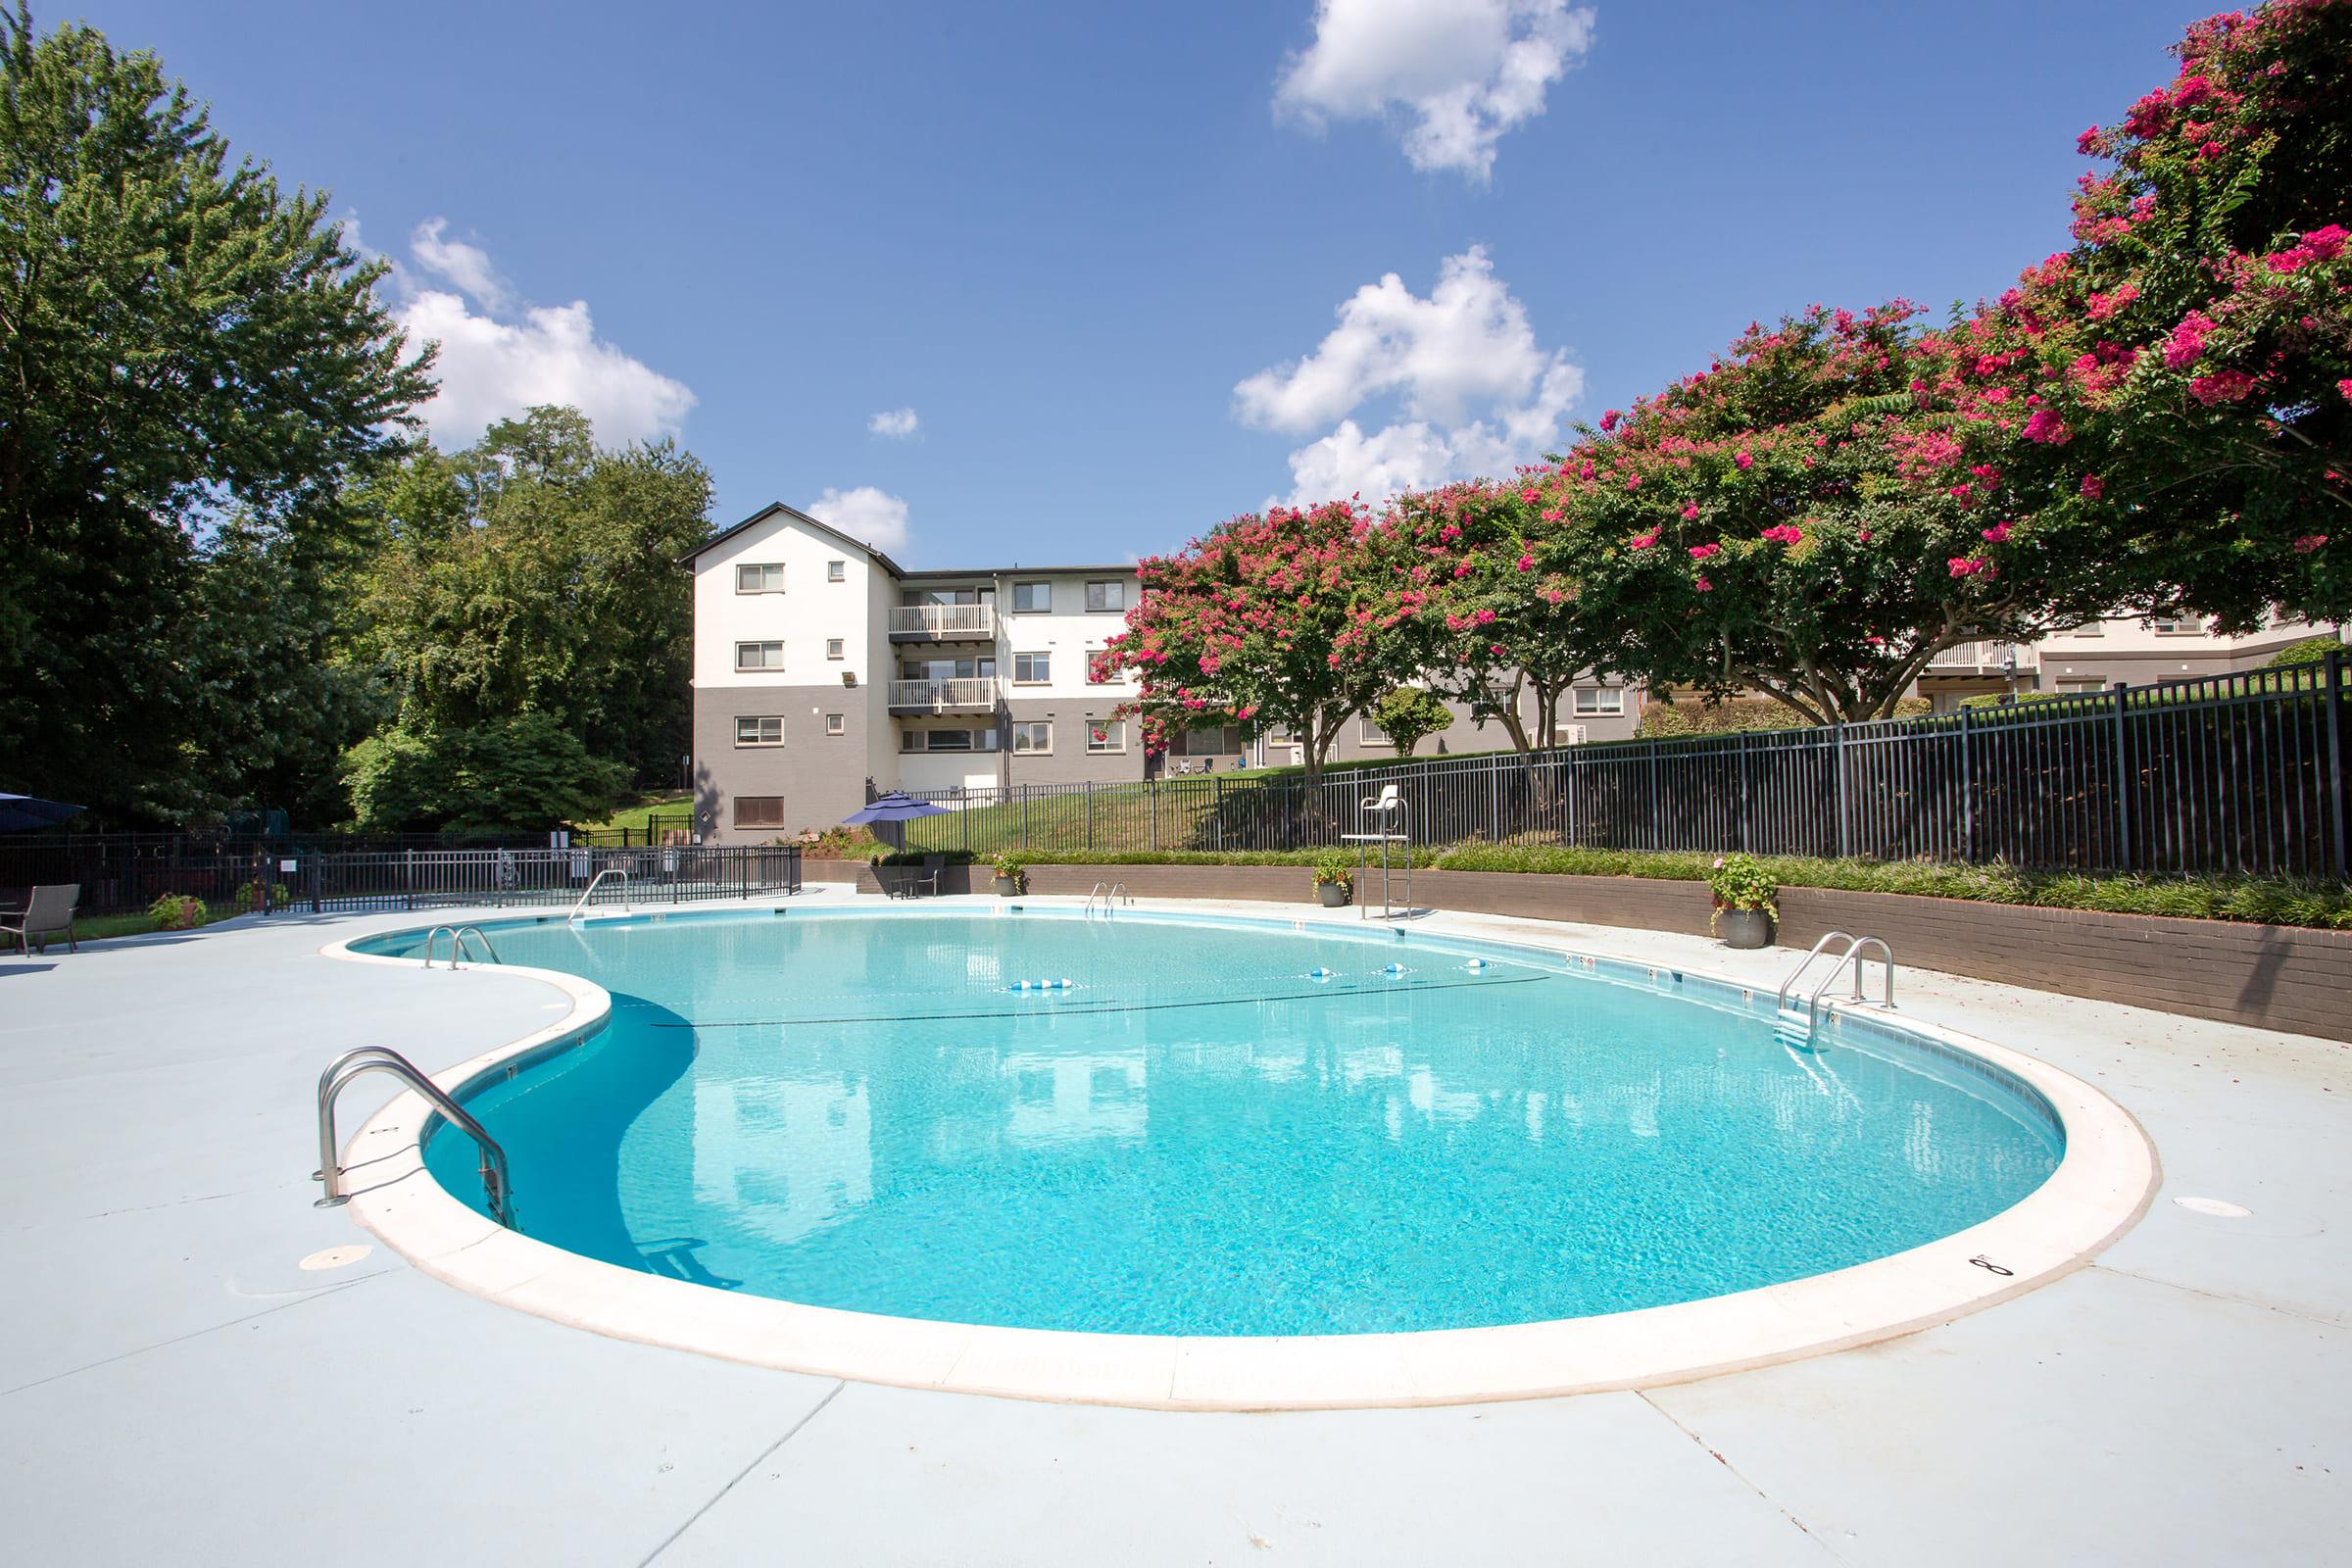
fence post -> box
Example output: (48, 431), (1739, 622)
(1737, 732), (1751, 853)
(1087, 780), (1096, 851)
(1212, 775), (1223, 852)
(2327, 652), (2347, 879)
(1834, 725), (1849, 859)
(1958, 706), (1975, 864)
(404, 848), (415, 911)
(1646, 745), (1662, 851)
(2112, 682), (2134, 872)
(1149, 778), (1159, 852)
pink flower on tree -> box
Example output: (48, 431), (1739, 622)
(1599, 410), (1622, 431)
(1680, 503), (1699, 519)
(1628, 530), (1660, 550)
(1693, 576), (1713, 593)
(1516, 553), (1536, 571)
(2080, 474), (2105, 499)
(1687, 543), (1721, 561)
(1982, 522), (2013, 543)
(1948, 557), (1990, 577)
(2163, 311), (2216, 368)
(2021, 409), (2070, 444)
(2291, 535), (2328, 555)
(2189, 370), (2257, 405)
(1734, 451), (1753, 469)
(1760, 524), (1803, 545)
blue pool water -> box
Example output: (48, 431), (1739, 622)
(367, 909), (2062, 1336)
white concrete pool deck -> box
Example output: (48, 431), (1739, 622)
(1, 888), (2344, 1565)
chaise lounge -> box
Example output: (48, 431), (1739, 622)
(2, 883), (81, 955)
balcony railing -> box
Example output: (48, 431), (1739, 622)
(1927, 640), (2039, 672)
(889, 604), (997, 640)
(888, 677), (1000, 711)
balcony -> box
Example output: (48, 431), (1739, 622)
(890, 604), (997, 641)
(1926, 640), (2039, 674)
(888, 677), (1000, 713)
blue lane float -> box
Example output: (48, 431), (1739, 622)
(1007, 978), (1076, 992)
(1383, 962), (1407, 975)
(1306, 967), (1336, 981)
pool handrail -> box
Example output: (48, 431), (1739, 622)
(314, 1045), (516, 1230)
(568, 867), (631, 922)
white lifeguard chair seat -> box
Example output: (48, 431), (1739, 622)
(1360, 782), (1402, 820)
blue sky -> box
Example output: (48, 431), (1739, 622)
(85, 0), (2199, 565)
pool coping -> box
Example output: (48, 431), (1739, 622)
(320, 897), (2160, 1411)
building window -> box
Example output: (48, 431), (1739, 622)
(1573, 685), (1625, 715)
(1012, 652), (1052, 684)
(733, 796), (785, 828)
(2058, 677), (2108, 693)
(1085, 580), (1126, 612)
(2071, 621), (2104, 638)
(826, 638), (845, 661)
(1011, 720), (1052, 754)
(901, 727), (998, 753)
(1085, 646), (1113, 684)
(735, 641), (785, 671)
(825, 712), (846, 736)
(1359, 718), (1394, 746)
(735, 564), (784, 594)
(1011, 581), (1052, 613)
(2152, 616), (2201, 635)
(1173, 724), (1242, 756)
(826, 560), (846, 582)
(734, 715), (785, 747)
(1086, 719), (1126, 754)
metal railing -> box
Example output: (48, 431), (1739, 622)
(889, 604), (996, 638)
(1927, 640), (2038, 671)
(569, 867), (631, 921)
(314, 1046), (516, 1229)
(887, 677), (1000, 710)
(885, 653), (2350, 879)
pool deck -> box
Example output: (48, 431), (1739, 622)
(2, 888), (2344, 1565)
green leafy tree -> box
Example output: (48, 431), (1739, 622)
(0, 5), (430, 818)
(1370, 685), (1454, 757)
(342, 713), (625, 834)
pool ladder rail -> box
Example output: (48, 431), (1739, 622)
(568, 867), (632, 923)
(1082, 882), (1132, 918)
(1774, 931), (1896, 1043)
(313, 1046), (518, 1231)
(420, 924), (500, 969)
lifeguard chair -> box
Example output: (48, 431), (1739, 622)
(1341, 782), (1414, 919)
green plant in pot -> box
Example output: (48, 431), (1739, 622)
(1707, 853), (1778, 949)
(988, 854), (1027, 896)
(1312, 851), (1353, 907)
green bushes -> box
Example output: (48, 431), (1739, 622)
(146, 893), (209, 930)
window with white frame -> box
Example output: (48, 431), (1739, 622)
(825, 638), (845, 661)
(735, 641), (785, 671)
(1085, 646), (1113, 684)
(735, 563), (784, 594)
(1010, 581), (1052, 612)
(1086, 718), (1126, 754)
(2152, 615), (2201, 635)
(1359, 717), (1394, 745)
(735, 715), (785, 747)
(825, 712), (846, 736)
(826, 560), (846, 582)
(1012, 652), (1052, 684)
(2070, 620), (2105, 637)
(2058, 677), (2107, 693)
(1011, 720), (1052, 754)
(1085, 579), (1126, 612)
(1572, 685), (1625, 715)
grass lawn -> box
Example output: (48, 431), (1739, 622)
(18, 908), (216, 953)
(568, 790), (693, 835)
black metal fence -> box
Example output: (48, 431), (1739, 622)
(0, 842), (801, 916)
(896, 653), (2350, 879)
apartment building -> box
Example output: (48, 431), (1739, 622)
(1914, 613), (2340, 710)
(687, 504), (1147, 843)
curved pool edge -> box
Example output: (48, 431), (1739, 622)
(320, 899), (2160, 1411)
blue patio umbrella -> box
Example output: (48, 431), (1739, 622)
(0, 793), (85, 832)
(839, 792), (949, 827)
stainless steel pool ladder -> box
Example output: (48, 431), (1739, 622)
(568, 866), (631, 922)
(1774, 932), (1896, 1041)
(1082, 882), (1130, 918)
(420, 924), (500, 968)
(313, 1046), (517, 1230)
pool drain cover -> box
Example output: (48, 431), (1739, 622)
(300, 1245), (374, 1270)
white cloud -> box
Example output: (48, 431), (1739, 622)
(408, 218), (511, 311)
(1234, 247), (1582, 507)
(806, 485), (910, 554)
(1275, 0), (1596, 180)
(867, 407), (921, 438)
(352, 214), (697, 449)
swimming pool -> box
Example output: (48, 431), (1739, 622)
(353, 906), (2065, 1339)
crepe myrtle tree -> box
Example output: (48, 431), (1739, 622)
(1094, 500), (1401, 784)
(1543, 306), (2123, 724)
(1377, 480), (1603, 752)
(1914, 0), (2352, 628)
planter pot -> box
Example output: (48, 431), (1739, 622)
(1316, 881), (1351, 907)
(1716, 906), (1774, 950)
(993, 876), (1020, 897)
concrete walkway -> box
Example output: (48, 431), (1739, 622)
(1, 894), (2343, 1565)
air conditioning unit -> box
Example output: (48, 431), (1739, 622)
(1556, 723), (1589, 746)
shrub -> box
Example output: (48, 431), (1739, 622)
(1312, 851), (1354, 886)
(147, 893), (208, 930)
(987, 853), (1027, 891)
(342, 714), (626, 834)
(2266, 635), (2344, 669)
(230, 880), (291, 913)
(1371, 686), (1456, 757)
